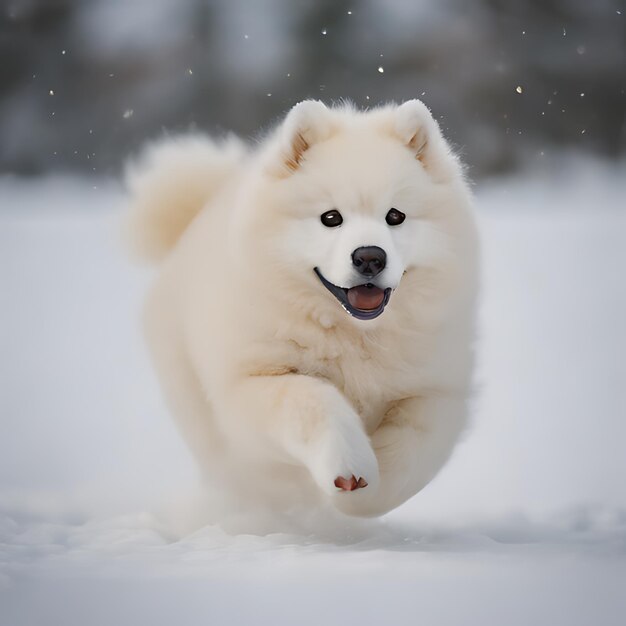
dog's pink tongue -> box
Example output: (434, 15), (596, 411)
(347, 285), (385, 311)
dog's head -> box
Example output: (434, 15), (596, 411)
(248, 100), (473, 325)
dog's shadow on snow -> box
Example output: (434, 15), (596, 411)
(2, 501), (624, 565)
(176, 504), (626, 556)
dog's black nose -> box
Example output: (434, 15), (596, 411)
(352, 246), (386, 277)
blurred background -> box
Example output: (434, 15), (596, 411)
(1, 0), (624, 178)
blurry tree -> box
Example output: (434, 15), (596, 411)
(0, 0), (623, 178)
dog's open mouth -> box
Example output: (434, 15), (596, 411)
(314, 268), (392, 321)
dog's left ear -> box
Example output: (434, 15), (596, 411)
(267, 100), (335, 177)
(392, 100), (460, 181)
(394, 100), (434, 162)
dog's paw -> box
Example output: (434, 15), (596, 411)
(306, 418), (379, 497)
(334, 475), (368, 491)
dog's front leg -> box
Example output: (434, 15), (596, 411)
(221, 374), (380, 495)
(332, 394), (468, 517)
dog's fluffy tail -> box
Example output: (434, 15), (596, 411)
(125, 134), (246, 262)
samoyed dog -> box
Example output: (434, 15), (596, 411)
(126, 100), (478, 518)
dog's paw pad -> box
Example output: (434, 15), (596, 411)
(334, 475), (368, 491)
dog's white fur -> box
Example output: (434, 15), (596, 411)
(126, 100), (478, 518)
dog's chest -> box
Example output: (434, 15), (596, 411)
(288, 328), (417, 432)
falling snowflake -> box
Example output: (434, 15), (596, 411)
(515, 85), (523, 94)
(377, 66), (384, 74)
(321, 29), (327, 35)
(49, 89), (54, 96)
(123, 109), (134, 119)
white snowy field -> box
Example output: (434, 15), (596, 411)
(0, 159), (625, 625)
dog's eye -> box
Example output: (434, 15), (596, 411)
(320, 210), (343, 228)
(385, 208), (406, 226)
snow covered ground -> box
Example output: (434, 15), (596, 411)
(1, 159), (625, 625)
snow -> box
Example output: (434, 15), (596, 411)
(1, 161), (625, 624)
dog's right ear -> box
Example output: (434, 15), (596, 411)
(267, 100), (334, 177)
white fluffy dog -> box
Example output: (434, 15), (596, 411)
(126, 100), (478, 518)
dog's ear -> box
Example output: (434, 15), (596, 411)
(393, 100), (459, 181)
(394, 99), (433, 161)
(268, 100), (334, 177)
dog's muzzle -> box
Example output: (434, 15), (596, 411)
(314, 268), (392, 321)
